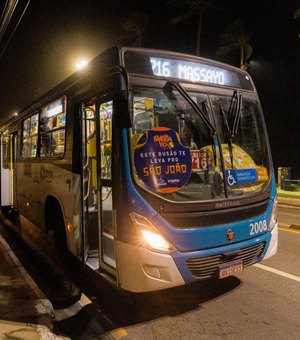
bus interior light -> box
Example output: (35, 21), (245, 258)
(130, 212), (174, 253)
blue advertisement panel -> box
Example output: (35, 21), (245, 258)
(225, 169), (258, 187)
(134, 128), (192, 193)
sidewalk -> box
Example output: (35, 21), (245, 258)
(0, 232), (66, 339)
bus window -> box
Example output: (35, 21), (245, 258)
(211, 95), (269, 195)
(100, 101), (112, 179)
(39, 96), (67, 158)
(99, 100), (115, 268)
(2, 131), (10, 169)
(130, 86), (271, 200)
(131, 88), (224, 201)
(21, 113), (39, 158)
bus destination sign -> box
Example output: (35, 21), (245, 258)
(123, 50), (254, 90)
(150, 56), (232, 86)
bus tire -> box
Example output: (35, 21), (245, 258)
(54, 209), (69, 267)
(44, 198), (69, 267)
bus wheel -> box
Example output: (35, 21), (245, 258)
(54, 209), (83, 306)
(54, 213), (69, 267)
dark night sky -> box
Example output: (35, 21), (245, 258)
(0, 0), (299, 177)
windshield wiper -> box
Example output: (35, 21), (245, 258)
(229, 90), (242, 137)
(220, 105), (234, 168)
(220, 90), (243, 168)
(163, 81), (216, 136)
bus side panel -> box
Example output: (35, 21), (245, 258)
(16, 162), (43, 227)
(16, 161), (81, 256)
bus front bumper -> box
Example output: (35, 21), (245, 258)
(115, 226), (277, 293)
(116, 240), (185, 293)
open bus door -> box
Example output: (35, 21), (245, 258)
(81, 98), (116, 277)
(0, 131), (18, 209)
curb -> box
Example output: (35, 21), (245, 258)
(0, 233), (54, 331)
(0, 321), (69, 340)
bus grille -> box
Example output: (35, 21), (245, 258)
(186, 242), (265, 279)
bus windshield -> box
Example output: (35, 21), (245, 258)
(130, 86), (270, 202)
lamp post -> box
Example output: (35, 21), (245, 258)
(76, 59), (88, 70)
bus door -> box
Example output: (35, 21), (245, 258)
(1, 131), (18, 208)
(81, 99), (115, 274)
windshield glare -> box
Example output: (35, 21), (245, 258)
(130, 87), (270, 202)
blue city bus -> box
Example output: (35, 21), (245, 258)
(0, 47), (278, 292)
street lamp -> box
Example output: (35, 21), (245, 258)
(76, 59), (88, 70)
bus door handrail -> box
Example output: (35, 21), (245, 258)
(83, 157), (91, 201)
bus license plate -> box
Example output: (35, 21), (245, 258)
(219, 261), (244, 279)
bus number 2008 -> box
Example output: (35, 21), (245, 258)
(250, 219), (268, 235)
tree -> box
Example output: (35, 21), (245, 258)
(216, 19), (252, 70)
(294, 8), (300, 39)
(168, 0), (222, 56)
(118, 11), (148, 47)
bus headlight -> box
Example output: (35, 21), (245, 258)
(130, 212), (175, 253)
(140, 230), (171, 252)
(268, 198), (277, 232)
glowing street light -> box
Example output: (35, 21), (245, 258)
(76, 59), (88, 70)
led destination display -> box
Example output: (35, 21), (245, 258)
(123, 50), (254, 90)
(150, 57), (227, 85)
